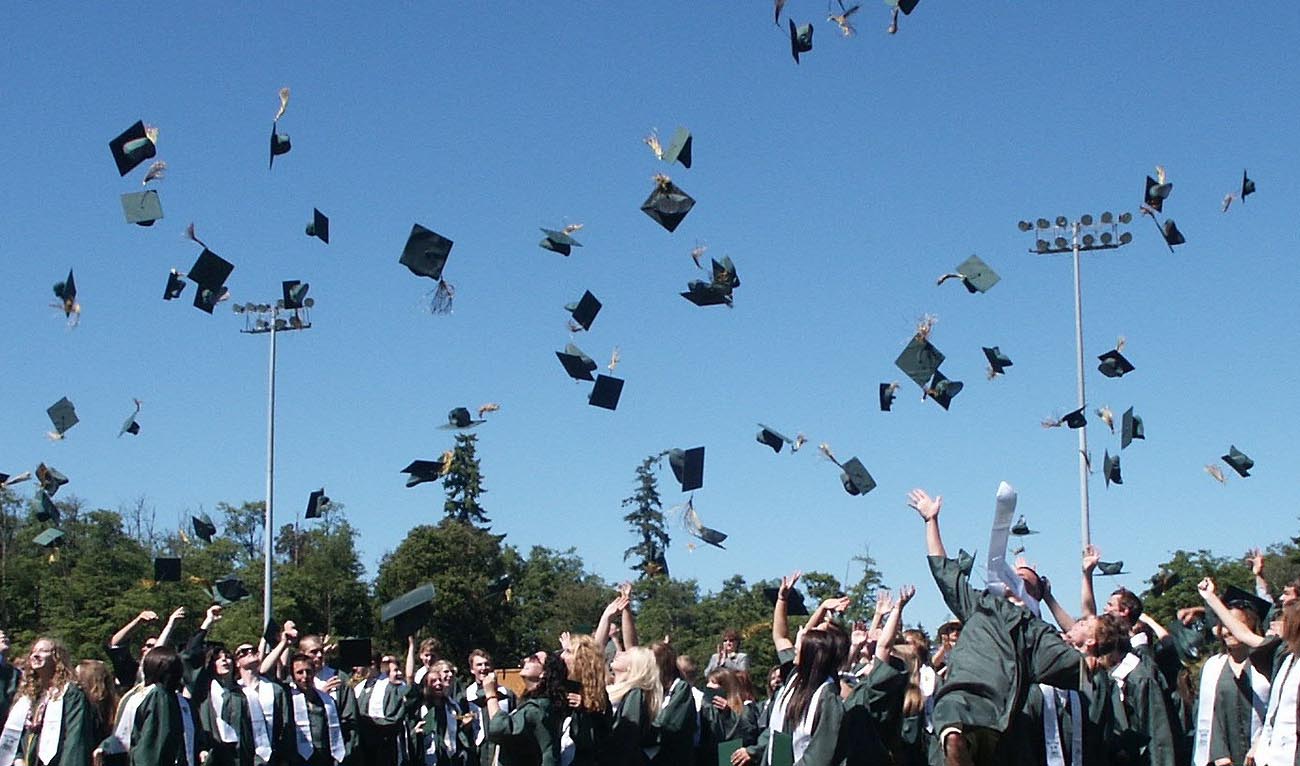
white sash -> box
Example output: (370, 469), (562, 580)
(1191, 653), (1269, 766)
(983, 482), (1041, 616)
(559, 714), (575, 766)
(0, 695), (30, 766)
(366, 678), (391, 719)
(1040, 685), (1082, 766)
(242, 678), (276, 761)
(1110, 653), (1140, 703)
(210, 680), (239, 743)
(292, 687), (345, 763)
(101, 684), (152, 755)
(420, 701), (459, 762)
(766, 677), (834, 765)
(38, 685), (66, 766)
(919, 665), (936, 733)
(178, 693), (197, 766)
(1251, 654), (1296, 766)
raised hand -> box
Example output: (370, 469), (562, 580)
(205, 605), (223, 623)
(907, 489), (941, 521)
(779, 570), (802, 596)
(897, 584), (916, 606)
(1246, 548), (1265, 577)
(283, 621), (298, 642)
(139, 610), (160, 623)
(559, 632), (573, 653)
(1197, 577), (1217, 598)
(822, 596), (852, 613)
(1082, 545), (1101, 573)
(166, 607), (186, 623)
(875, 589), (894, 614)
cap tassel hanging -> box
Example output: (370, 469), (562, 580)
(829, 3), (859, 36)
(184, 222), (209, 250)
(690, 242), (707, 269)
(1096, 406), (1115, 433)
(476, 402), (501, 418)
(428, 280), (455, 314)
(608, 347), (621, 373)
(274, 87), (291, 123)
(143, 160), (167, 185)
(818, 442), (843, 469)
(792, 433), (807, 452)
(644, 129), (664, 160)
(1205, 464), (1227, 484)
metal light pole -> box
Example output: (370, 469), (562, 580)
(235, 286), (314, 629)
(1018, 214), (1131, 548)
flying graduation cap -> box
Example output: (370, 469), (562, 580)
(118, 398), (142, 437)
(306, 209), (329, 244)
(163, 270), (187, 301)
(1241, 170), (1256, 202)
(936, 255), (1000, 294)
(185, 230), (234, 315)
(556, 343), (599, 382)
(47, 397), (79, 438)
(539, 226), (584, 256)
(269, 87), (291, 169)
(641, 175), (695, 232)
(886, 0), (919, 34)
(210, 575), (251, 605)
(305, 488), (329, 519)
(589, 374), (625, 411)
(764, 585), (809, 616)
(1160, 219), (1186, 251)
(1221, 446), (1254, 478)
(440, 407), (486, 430)
(1144, 169), (1173, 212)
(756, 424), (795, 454)
(154, 557), (182, 583)
(1097, 346), (1135, 378)
(879, 382), (899, 412)
(925, 372), (963, 410)
(682, 256), (740, 307)
(36, 464), (68, 496)
(1121, 407), (1144, 449)
(659, 127), (692, 169)
(381, 583), (436, 638)
(52, 270), (78, 319)
(788, 19), (813, 63)
(667, 447), (705, 492)
(33, 528), (65, 548)
(192, 513), (217, 543)
(680, 497), (727, 549)
(1096, 560), (1128, 576)
(401, 453), (452, 488)
(895, 336), (945, 390)
(108, 121), (158, 177)
(121, 190), (163, 226)
(1010, 516), (1037, 536)
(983, 346), (1012, 377)
(819, 444), (875, 496)
(566, 291), (602, 332)
(37, 492), (60, 523)
(400, 224), (456, 314)
(1044, 406), (1086, 429)
(1103, 450), (1122, 487)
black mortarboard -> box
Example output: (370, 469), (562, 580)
(896, 0), (919, 12)
(589, 374), (625, 410)
(668, 447), (705, 492)
(109, 121), (156, 177)
(681, 281), (733, 307)
(269, 123), (291, 169)
(400, 224), (453, 281)
(662, 127), (692, 169)
(839, 457), (876, 496)
(1161, 219), (1185, 249)
(1103, 451), (1122, 486)
(1220, 585), (1273, 625)
(211, 575), (251, 605)
(440, 407), (484, 430)
(382, 584), (436, 637)
(337, 638), (373, 668)
(119, 411), (140, 437)
(879, 383), (898, 412)
(192, 513), (217, 543)
(539, 228), (583, 256)
(556, 343), (598, 381)
(925, 372), (963, 410)
(1097, 348), (1135, 378)
(306, 209), (329, 244)
(691, 525), (728, 549)
(259, 617), (279, 648)
(282, 280), (309, 310)
(1165, 618), (1205, 665)
(1121, 407), (1144, 449)
(37, 464), (68, 496)
(756, 424), (793, 454)
(154, 557), (181, 583)
(764, 586), (809, 616)
(1221, 446), (1254, 478)
(401, 460), (446, 488)
(121, 190), (163, 226)
(163, 270), (187, 301)
(33, 528), (64, 548)
(1096, 560), (1127, 576)
(1241, 170), (1256, 201)
(306, 488), (329, 519)
(1059, 406), (1087, 429)
(1010, 516), (1037, 536)
(193, 286), (226, 314)
(983, 346), (1013, 376)
(712, 256), (740, 289)
(37, 492), (60, 523)
(788, 19), (813, 63)
(1144, 174), (1172, 212)
(641, 177), (695, 232)
(895, 336), (945, 388)
(47, 397), (79, 436)
(566, 291), (602, 331)
(1149, 568), (1180, 597)
(53, 270), (77, 317)
(188, 249), (234, 290)
(944, 255), (1000, 294)
(485, 574), (512, 599)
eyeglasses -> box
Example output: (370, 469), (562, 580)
(235, 646), (257, 658)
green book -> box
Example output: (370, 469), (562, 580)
(717, 738), (744, 766)
(770, 731), (795, 766)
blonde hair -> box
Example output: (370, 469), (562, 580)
(892, 643), (925, 717)
(569, 635), (610, 713)
(18, 638), (75, 701)
(607, 647), (663, 717)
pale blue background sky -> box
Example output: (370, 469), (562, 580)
(4, 2), (1298, 628)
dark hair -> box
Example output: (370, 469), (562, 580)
(1093, 614), (1128, 658)
(721, 628), (741, 644)
(290, 652), (314, 668)
(1282, 601), (1300, 655)
(524, 653), (570, 708)
(783, 626), (848, 731)
(650, 641), (679, 691)
(142, 646), (184, 693)
(203, 644), (232, 678)
(1111, 588), (1143, 621)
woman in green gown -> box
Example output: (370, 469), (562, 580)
(0, 637), (94, 766)
(129, 646), (200, 766)
(484, 654), (568, 766)
(602, 647), (661, 766)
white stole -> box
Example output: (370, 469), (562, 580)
(101, 684), (152, 755)
(0, 695), (31, 766)
(2, 686), (69, 766)
(1250, 654), (1297, 766)
(919, 665), (936, 733)
(292, 687), (346, 763)
(241, 678), (276, 761)
(210, 680), (239, 743)
(559, 715), (575, 766)
(178, 693), (197, 766)
(1040, 684), (1082, 766)
(983, 482), (1041, 616)
(766, 677), (834, 764)
(1110, 653), (1140, 703)
(466, 682), (508, 747)
(1194, 653), (1271, 766)
(420, 701), (459, 762)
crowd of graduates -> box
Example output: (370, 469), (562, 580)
(0, 485), (1297, 766)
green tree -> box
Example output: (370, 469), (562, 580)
(273, 502), (371, 637)
(631, 575), (700, 645)
(622, 454), (670, 579)
(443, 433), (490, 526)
(845, 551), (886, 622)
(1140, 549), (1253, 626)
(502, 546), (610, 659)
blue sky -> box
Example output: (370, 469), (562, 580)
(4, 2), (1298, 630)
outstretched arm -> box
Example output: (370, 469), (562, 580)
(1040, 577), (1077, 630)
(593, 592), (629, 650)
(808, 596), (852, 632)
(110, 610), (157, 648)
(1198, 577), (1266, 648)
(1080, 545), (1100, 617)
(259, 621), (297, 677)
(405, 635), (416, 682)
(875, 586), (914, 663)
(772, 570), (801, 654)
(156, 607), (186, 648)
(618, 582), (639, 648)
(907, 489), (945, 558)
(1247, 549), (1273, 601)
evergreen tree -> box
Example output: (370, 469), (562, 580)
(443, 433), (490, 526)
(622, 453), (671, 578)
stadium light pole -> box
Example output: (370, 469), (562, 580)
(1017, 214), (1131, 549)
(235, 286), (314, 630)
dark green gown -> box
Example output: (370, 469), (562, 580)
(0, 662), (19, 732)
(1107, 657), (1176, 766)
(18, 683), (95, 766)
(564, 701), (611, 766)
(355, 678), (407, 766)
(128, 686), (187, 766)
(486, 697), (561, 766)
(699, 696), (760, 758)
(603, 689), (653, 766)
(402, 695), (472, 766)
(746, 679), (844, 766)
(459, 683), (518, 766)
(841, 657), (908, 766)
(650, 680), (696, 766)
(1198, 654), (1272, 766)
(999, 681), (1109, 766)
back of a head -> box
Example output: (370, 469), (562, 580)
(650, 640), (679, 690)
(608, 647), (664, 715)
(142, 645), (184, 693)
(676, 654), (698, 683)
(796, 625), (848, 683)
(568, 635), (609, 712)
(1111, 587), (1144, 622)
(1282, 600), (1300, 655)
(1093, 613), (1129, 658)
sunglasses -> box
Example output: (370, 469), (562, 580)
(235, 646), (257, 658)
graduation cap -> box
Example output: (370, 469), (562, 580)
(109, 121), (157, 177)
(1221, 446), (1254, 478)
(661, 127), (692, 169)
(382, 583), (436, 637)
(1103, 451), (1122, 487)
(121, 190), (163, 226)
(1096, 347), (1134, 378)
(1166, 617), (1206, 665)
(1121, 407), (1143, 449)
(163, 270), (187, 301)
(668, 447), (705, 492)
(401, 459), (448, 488)
(1096, 560), (1127, 576)
(33, 528), (65, 548)
(1149, 568), (1180, 597)
(485, 574), (512, 599)
(756, 424), (794, 454)
(193, 285), (228, 314)
(895, 336), (945, 389)
(641, 175), (695, 232)
(210, 575), (251, 605)
(119, 399), (142, 437)
(306, 209), (329, 244)
(1044, 406), (1086, 430)
(52, 270), (77, 318)
(37, 464), (68, 496)
(879, 383), (899, 412)
(937, 255), (1000, 294)
(588, 374), (625, 410)
(260, 618), (280, 648)
(892, 0), (919, 12)
(305, 489), (329, 519)
(154, 557), (181, 583)
(0, 472), (30, 488)
(1241, 170), (1256, 201)
(1010, 516), (1037, 536)
(1144, 174), (1173, 212)
(188, 249), (234, 291)
(983, 346), (1012, 377)
(539, 228), (583, 256)
(566, 291), (602, 331)
(764, 586), (809, 616)
(37, 492), (60, 524)
(1220, 585), (1272, 625)
(337, 638), (373, 669)
(282, 280), (309, 310)
(47, 397), (79, 437)
(681, 281), (734, 307)
(192, 513), (217, 543)
(556, 343), (598, 381)
(688, 521), (727, 550)
(269, 123), (291, 169)
(1160, 219), (1185, 250)
(838, 457), (876, 496)
(440, 407), (485, 430)
(925, 372), (963, 410)
(400, 224), (454, 281)
(788, 19), (813, 63)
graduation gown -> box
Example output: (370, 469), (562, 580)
(999, 681), (1109, 766)
(563, 702), (611, 766)
(745, 679), (843, 766)
(0, 663), (19, 734)
(486, 697), (561, 766)
(355, 677), (407, 766)
(699, 697), (760, 760)
(314, 669), (359, 766)
(926, 554), (1083, 738)
(1107, 655), (1176, 766)
(2, 683), (95, 766)
(841, 657), (908, 766)
(461, 682), (517, 766)
(650, 680), (696, 766)
(603, 689), (653, 766)
(403, 696), (472, 766)
(1191, 653), (1272, 766)
(129, 685), (199, 766)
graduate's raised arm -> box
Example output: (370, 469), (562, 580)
(618, 581), (639, 648)
(807, 596), (852, 632)
(156, 607), (185, 648)
(1198, 577), (1267, 648)
(875, 585), (914, 663)
(258, 620), (296, 676)
(1136, 612), (1169, 640)
(907, 488), (945, 558)
(1080, 544), (1100, 617)
(771, 570), (801, 654)
(1247, 547), (1273, 601)
(1039, 576), (1077, 630)
(405, 633), (416, 682)
(109, 609), (158, 648)
(593, 591), (629, 650)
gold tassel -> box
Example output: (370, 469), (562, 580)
(1205, 464), (1227, 484)
(143, 160), (167, 185)
(653, 172), (672, 189)
(562, 223), (584, 236)
(1095, 406), (1114, 433)
(1155, 165), (1166, 185)
(1115, 336), (1126, 353)
(792, 433), (807, 452)
(1041, 417), (1062, 429)
(644, 130), (664, 160)
(477, 402), (501, 418)
(915, 314), (937, 342)
(144, 124), (159, 145)
(429, 280), (455, 314)
(608, 347), (620, 372)
(818, 443), (842, 467)
(690, 242), (707, 269)
(440, 450), (454, 475)
(274, 87), (291, 122)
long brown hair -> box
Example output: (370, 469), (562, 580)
(783, 627), (848, 730)
(706, 669), (745, 715)
(18, 637), (75, 701)
(568, 635), (609, 713)
(76, 659), (119, 726)
(1281, 600), (1300, 655)
(891, 644), (925, 717)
